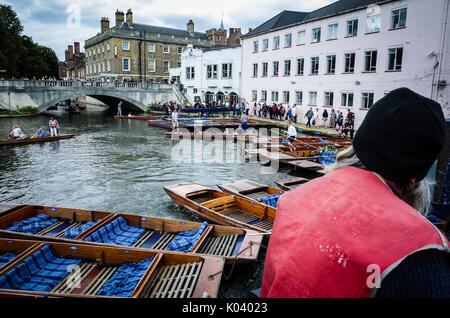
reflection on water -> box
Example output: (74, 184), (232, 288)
(0, 106), (298, 297)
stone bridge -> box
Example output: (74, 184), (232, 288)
(0, 80), (186, 113)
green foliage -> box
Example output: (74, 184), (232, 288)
(0, 4), (58, 79)
(17, 106), (39, 115)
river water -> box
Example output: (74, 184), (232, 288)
(0, 106), (301, 297)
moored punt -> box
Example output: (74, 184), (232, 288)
(217, 179), (283, 208)
(0, 204), (262, 263)
(164, 183), (276, 234)
(0, 239), (224, 298)
(0, 135), (75, 147)
(0, 203), (26, 217)
(114, 115), (160, 120)
(284, 160), (326, 175)
(149, 118), (273, 131)
(165, 131), (253, 142)
(275, 177), (310, 191)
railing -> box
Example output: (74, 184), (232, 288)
(0, 80), (173, 90)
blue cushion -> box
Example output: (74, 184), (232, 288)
(63, 219), (102, 239)
(0, 244), (81, 292)
(0, 253), (16, 268)
(84, 217), (145, 247)
(97, 258), (154, 297)
(256, 194), (281, 208)
(6, 214), (58, 234)
(166, 222), (208, 252)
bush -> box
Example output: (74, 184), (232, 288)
(17, 106), (39, 115)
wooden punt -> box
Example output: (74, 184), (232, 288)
(275, 177), (310, 191)
(149, 118), (273, 131)
(285, 160), (326, 175)
(0, 239), (223, 298)
(217, 179), (283, 206)
(0, 204), (262, 263)
(0, 203), (25, 217)
(164, 183), (276, 235)
(114, 115), (160, 120)
(0, 135), (75, 147)
(165, 131), (254, 142)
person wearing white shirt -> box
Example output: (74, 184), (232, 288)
(287, 120), (297, 152)
(171, 108), (179, 133)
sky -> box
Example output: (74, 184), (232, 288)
(1, 0), (334, 60)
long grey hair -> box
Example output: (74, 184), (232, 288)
(325, 146), (432, 215)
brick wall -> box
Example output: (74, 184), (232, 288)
(434, 120), (450, 202)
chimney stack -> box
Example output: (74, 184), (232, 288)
(65, 50), (68, 61)
(248, 27), (252, 32)
(74, 42), (80, 56)
(187, 19), (194, 35)
(126, 9), (133, 26)
(115, 10), (124, 26)
(68, 45), (73, 60)
(101, 17), (110, 33)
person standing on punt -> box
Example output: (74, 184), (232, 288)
(48, 117), (59, 137)
(287, 120), (297, 152)
(240, 111), (248, 133)
(117, 100), (123, 116)
(171, 107), (179, 133)
(261, 87), (449, 298)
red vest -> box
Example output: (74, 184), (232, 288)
(261, 167), (449, 298)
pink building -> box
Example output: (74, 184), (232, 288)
(241, 0), (450, 128)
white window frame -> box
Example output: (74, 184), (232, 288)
(222, 63), (232, 78)
(341, 92), (354, 107)
(324, 91), (334, 106)
(253, 63), (258, 77)
(366, 14), (381, 33)
(253, 41), (259, 53)
(163, 45), (170, 54)
(149, 59), (156, 73)
(327, 24), (338, 40)
(364, 50), (377, 72)
(186, 66), (194, 79)
(283, 91), (290, 103)
(252, 90), (257, 101)
(391, 8), (407, 29)
(284, 34), (292, 47)
(273, 61), (279, 76)
(148, 43), (155, 52)
(309, 91), (318, 105)
(262, 62), (268, 77)
(163, 60), (169, 73)
(273, 36), (280, 49)
(361, 92), (375, 109)
(346, 19), (358, 37)
(312, 27), (321, 43)
(284, 60), (291, 76)
(387, 47), (403, 71)
(296, 58), (304, 75)
(271, 91), (279, 102)
(122, 41), (130, 51)
(297, 30), (306, 45)
(262, 39), (269, 51)
(344, 53), (356, 73)
(122, 57), (130, 71)
(295, 91), (303, 104)
(311, 56), (319, 75)
(326, 55), (336, 74)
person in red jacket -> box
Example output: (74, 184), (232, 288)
(261, 87), (449, 298)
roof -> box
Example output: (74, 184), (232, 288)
(243, 0), (391, 38)
(117, 22), (209, 40)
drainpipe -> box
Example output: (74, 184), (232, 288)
(434, 0), (449, 101)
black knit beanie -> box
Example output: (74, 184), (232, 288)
(353, 87), (446, 184)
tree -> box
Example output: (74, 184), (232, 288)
(0, 4), (59, 79)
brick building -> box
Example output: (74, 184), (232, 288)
(58, 42), (85, 80)
(206, 18), (242, 47)
(84, 9), (213, 82)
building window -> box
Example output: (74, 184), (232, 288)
(284, 60), (291, 76)
(297, 30), (306, 45)
(252, 90), (257, 101)
(253, 63), (258, 77)
(295, 91), (303, 104)
(177, 46), (183, 54)
(163, 61), (169, 73)
(326, 55), (336, 74)
(285, 34), (292, 47)
(362, 92), (375, 109)
(222, 63), (232, 78)
(261, 90), (267, 102)
(193, 88), (198, 94)
(387, 47), (403, 71)
(149, 59), (156, 72)
(178, 62), (181, 67)
(296, 58), (304, 75)
(367, 13), (381, 33)
(253, 41), (259, 53)
(309, 91), (318, 105)
(283, 91), (290, 103)
(122, 57), (130, 71)
(271, 91), (279, 102)
(346, 19), (358, 37)
(312, 27), (321, 43)
(324, 92), (334, 106)
(207, 64), (218, 78)
(148, 43), (155, 52)
(273, 61), (279, 76)
(262, 39), (269, 51)
(163, 45), (170, 54)
(106, 43), (110, 51)
(391, 8), (407, 29)
(273, 36), (280, 49)
(364, 50), (377, 72)
(341, 92), (354, 107)
(327, 24), (338, 40)
(122, 41), (130, 51)
(311, 57), (319, 75)
(344, 53), (355, 73)
(186, 66), (194, 79)
(262, 62), (268, 77)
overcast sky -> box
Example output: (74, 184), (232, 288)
(2, 0), (334, 60)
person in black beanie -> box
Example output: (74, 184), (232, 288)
(261, 87), (449, 298)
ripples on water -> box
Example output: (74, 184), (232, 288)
(0, 107), (299, 297)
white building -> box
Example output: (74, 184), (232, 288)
(241, 0), (450, 128)
(170, 44), (242, 105)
